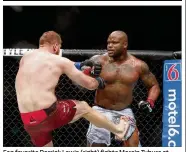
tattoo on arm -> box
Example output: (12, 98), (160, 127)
(140, 62), (158, 88)
(89, 55), (101, 62)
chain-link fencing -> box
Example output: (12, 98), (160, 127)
(3, 53), (164, 147)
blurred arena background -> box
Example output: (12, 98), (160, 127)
(3, 6), (181, 147)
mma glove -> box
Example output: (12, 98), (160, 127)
(95, 77), (106, 89)
(138, 99), (155, 113)
(76, 60), (102, 77)
(80, 60), (94, 67)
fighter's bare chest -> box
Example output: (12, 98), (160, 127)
(101, 62), (139, 84)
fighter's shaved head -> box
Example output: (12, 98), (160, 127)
(109, 30), (128, 42)
(107, 30), (128, 59)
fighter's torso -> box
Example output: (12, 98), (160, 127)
(15, 50), (62, 113)
(95, 54), (141, 110)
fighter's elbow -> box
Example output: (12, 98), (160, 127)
(85, 79), (98, 90)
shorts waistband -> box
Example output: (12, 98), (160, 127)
(93, 103), (131, 111)
(43, 102), (57, 116)
(20, 101), (57, 125)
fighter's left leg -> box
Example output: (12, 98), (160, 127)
(69, 100), (129, 139)
(122, 127), (141, 147)
(113, 108), (141, 147)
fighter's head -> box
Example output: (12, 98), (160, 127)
(39, 31), (62, 55)
(107, 31), (128, 58)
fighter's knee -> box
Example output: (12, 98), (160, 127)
(127, 137), (139, 147)
(124, 127), (140, 147)
(81, 101), (88, 106)
(80, 101), (91, 111)
(132, 137), (139, 146)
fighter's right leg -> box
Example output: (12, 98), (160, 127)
(70, 100), (129, 140)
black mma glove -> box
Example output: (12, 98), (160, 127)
(81, 60), (102, 77)
(138, 99), (155, 113)
(95, 77), (105, 89)
(80, 60), (94, 67)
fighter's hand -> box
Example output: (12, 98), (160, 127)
(90, 63), (102, 77)
(138, 100), (154, 113)
(81, 60), (102, 77)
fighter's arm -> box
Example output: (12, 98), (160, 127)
(89, 55), (102, 62)
(73, 55), (102, 77)
(61, 57), (105, 90)
(139, 61), (160, 108)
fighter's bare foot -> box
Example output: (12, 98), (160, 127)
(115, 116), (129, 141)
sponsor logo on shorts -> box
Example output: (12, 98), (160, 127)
(30, 116), (36, 124)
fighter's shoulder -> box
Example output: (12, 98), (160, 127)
(20, 49), (34, 62)
(133, 57), (149, 73)
(129, 54), (149, 72)
(59, 56), (71, 63)
(52, 55), (70, 63)
(50, 56), (73, 71)
(90, 54), (101, 60)
(22, 49), (34, 57)
(89, 54), (105, 62)
(129, 54), (144, 65)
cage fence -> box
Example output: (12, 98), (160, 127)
(4, 49), (180, 147)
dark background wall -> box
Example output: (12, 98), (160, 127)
(3, 6), (181, 51)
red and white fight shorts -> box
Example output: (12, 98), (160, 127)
(20, 100), (76, 147)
